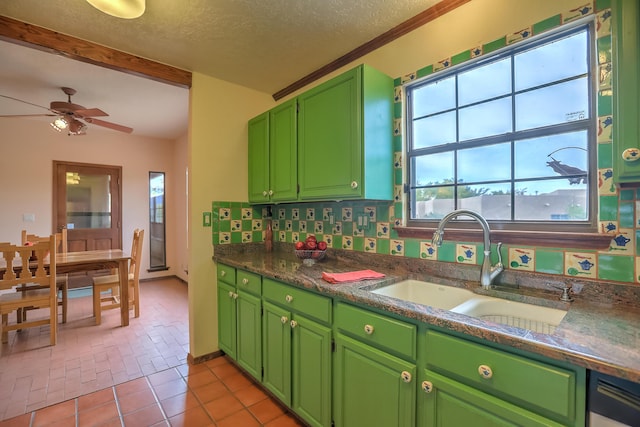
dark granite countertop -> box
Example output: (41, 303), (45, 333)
(213, 244), (640, 383)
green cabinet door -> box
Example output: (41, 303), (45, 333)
(248, 98), (297, 203)
(298, 64), (393, 201)
(248, 112), (270, 203)
(217, 281), (237, 359)
(292, 314), (332, 427)
(269, 98), (298, 202)
(334, 333), (416, 427)
(236, 291), (262, 380)
(418, 369), (564, 427)
(262, 300), (292, 404)
(612, 0), (640, 183)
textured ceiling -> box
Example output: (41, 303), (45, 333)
(0, 0), (441, 139)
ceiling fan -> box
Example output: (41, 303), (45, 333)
(0, 87), (133, 135)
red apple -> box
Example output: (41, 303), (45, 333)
(305, 235), (317, 244)
(295, 241), (306, 250)
(306, 240), (317, 250)
(317, 241), (327, 251)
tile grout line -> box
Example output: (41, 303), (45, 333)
(143, 370), (170, 424)
(111, 384), (124, 426)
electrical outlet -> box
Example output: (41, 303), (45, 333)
(22, 213), (35, 222)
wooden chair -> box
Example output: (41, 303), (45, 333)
(92, 229), (144, 325)
(0, 237), (57, 346)
(20, 229), (69, 323)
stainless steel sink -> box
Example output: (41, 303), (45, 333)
(370, 279), (477, 310)
(371, 280), (567, 333)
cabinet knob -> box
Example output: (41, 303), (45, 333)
(622, 148), (640, 162)
(364, 324), (374, 335)
(290, 320), (298, 328)
(262, 191), (268, 197)
(227, 290), (234, 298)
(268, 189), (274, 196)
(280, 316), (288, 324)
(478, 364), (493, 379)
(285, 295), (293, 303)
(351, 181), (358, 189)
(242, 278), (249, 285)
(401, 371), (412, 383)
(421, 381), (434, 393)
(220, 270), (226, 277)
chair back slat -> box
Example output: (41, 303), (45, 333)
(21, 229), (67, 254)
(0, 238), (56, 290)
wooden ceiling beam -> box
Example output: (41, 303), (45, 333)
(0, 15), (192, 88)
(272, 0), (471, 100)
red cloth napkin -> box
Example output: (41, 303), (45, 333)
(322, 270), (385, 283)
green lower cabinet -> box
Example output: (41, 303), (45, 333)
(236, 291), (262, 380)
(292, 313), (332, 427)
(418, 369), (565, 427)
(262, 301), (332, 427)
(333, 334), (416, 427)
(217, 281), (237, 360)
(262, 301), (292, 403)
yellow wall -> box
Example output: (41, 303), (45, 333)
(188, 0), (592, 357)
(188, 72), (273, 357)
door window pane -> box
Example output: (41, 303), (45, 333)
(65, 172), (112, 229)
(149, 172), (167, 269)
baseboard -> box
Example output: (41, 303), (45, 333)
(187, 350), (224, 365)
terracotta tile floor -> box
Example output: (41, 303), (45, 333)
(0, 278), (304, 426)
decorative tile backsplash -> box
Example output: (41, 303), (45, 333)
(213, 0), (639, 285)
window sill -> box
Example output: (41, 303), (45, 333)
(394, 227), (612, 250)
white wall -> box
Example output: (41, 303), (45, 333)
(0, 117), (183, 281)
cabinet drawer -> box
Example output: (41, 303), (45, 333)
(425, 330), (579, 423)
(335, 302), (416, 361)
(263, 278), (331, 325)
(237, 270), (262, 296)
(217, 264), (236, 284)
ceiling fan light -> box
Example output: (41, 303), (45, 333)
(50, 116), (69, 132)
(86, 0), (145, 19)
(68, 119), (87, 136)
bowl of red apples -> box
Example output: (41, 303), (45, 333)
(295, 235), (327, 265)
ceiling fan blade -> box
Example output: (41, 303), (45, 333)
(0, 113), (56, 117)
(74, 108), (108, 117)
(1, 94), (51, 112)
(84, 117), (133, 133)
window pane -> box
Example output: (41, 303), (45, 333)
(514, 180), (587, 220)
(458, 183), (512, 220)
(459, 97), (512, 141)
(515, 31), (588, 91)
(515, 77), (589, 130)
(459, 57), (511, 106)
(413, 152), (454, 186)
(66, 173), (112, 229)
(413, 186), (455, 219)
(458, 143), (511, 182)
(412, 76), (456, 117)
(413, 111), (456, 149)
(515, 131), (588, 180)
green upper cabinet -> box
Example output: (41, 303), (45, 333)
(298, 64), (393, 201)
(248, 98), (298, 203)
(612, 0), (640, 183)
(248, 112), (270, 202)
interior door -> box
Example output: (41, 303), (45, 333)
(53, 160), (122, 252)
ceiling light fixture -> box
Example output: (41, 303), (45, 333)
(50, 116), (69, 132)
(86, 0), (145, 19)
(68, 119), (88, 136)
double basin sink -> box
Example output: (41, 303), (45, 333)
(371, 279), (567, 334)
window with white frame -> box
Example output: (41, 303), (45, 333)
(405, 23), (596, 231)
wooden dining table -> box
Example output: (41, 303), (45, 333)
(1, 249), (132, 326)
